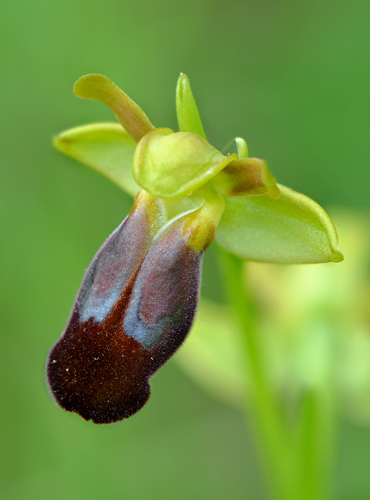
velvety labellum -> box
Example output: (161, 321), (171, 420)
(47, 208), (203, 424)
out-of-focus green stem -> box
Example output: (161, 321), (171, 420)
(295, 387), (334, 500)
(217, 246), (337, 500)
(217, 246), (299, 500)
(293, 314), (337, 500)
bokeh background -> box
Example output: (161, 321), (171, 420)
(1, 0), (369, 499)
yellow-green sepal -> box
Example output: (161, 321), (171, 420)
(53, 122), (140, 197)
(216, 184), (344, 263)
(133, 127), (238, 198)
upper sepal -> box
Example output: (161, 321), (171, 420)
(176, 73), (207, 139)
(216, 184), (344, 264)
(54, 122), (140, 197)
(133, 127), (238, 198)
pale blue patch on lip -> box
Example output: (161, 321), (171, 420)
(79, 286), (122, 323)
(76, 214), (145, 324)
(78, 260), (130, 324)
(123, 286), (169, 349)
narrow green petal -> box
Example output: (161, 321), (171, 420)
(133, 128), (238, 198)
(73, 74), (155, 142)
(176, 73), (207, 139)
(235, 137), (249, 158)
(54, 122), (139, 197)
(216, 184), (344, 264)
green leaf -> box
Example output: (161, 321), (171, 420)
(216, 184), (343, 263)
(176, 73), (207, 139)
(133, 128), (238, 198)
(73, 74), (155, 142)
(54, 122), (140, 197)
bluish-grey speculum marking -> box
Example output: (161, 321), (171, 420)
(76, 214), (150, 323)
(124, 308), (168, 349)
(79, 265), (125, 323)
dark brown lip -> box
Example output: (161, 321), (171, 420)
(47, 208), (204, 424)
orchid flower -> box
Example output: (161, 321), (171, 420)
(47, 73), (343, 424)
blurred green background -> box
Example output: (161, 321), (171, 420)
(1, 0), (369, 499)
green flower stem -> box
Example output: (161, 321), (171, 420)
(216, 246), (295, 499)
(293, 313), (338, 500)
(295, 387), (335, 500)
(216, 245), (336, 500)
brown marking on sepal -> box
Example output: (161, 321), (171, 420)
(213, 157), (276, 197)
